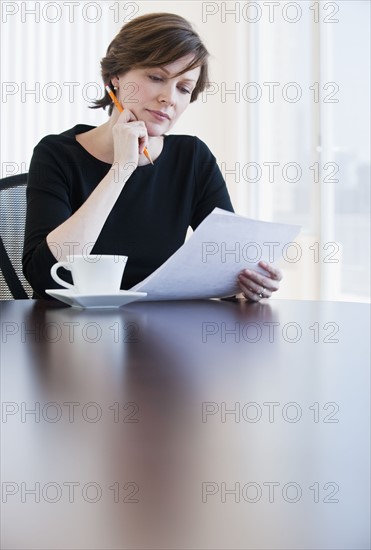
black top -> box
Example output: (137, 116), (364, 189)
(23, 124), (234, 298)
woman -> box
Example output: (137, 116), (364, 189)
(23, 12), (282, 301)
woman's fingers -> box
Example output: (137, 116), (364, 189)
(112, 110), (149, 165)
(115, 107), (138, 123)
(237, 261), (283, 301)
(239, 286), (269, 302)
(237, 275), (273, 298)
(238, 269), (279, 292)
(258, 260), (283, 281)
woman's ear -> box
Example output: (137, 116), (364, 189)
(110, 76), (120, 89)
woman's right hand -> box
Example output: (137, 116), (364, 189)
(112, 108), (149, 168)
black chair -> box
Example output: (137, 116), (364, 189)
(0, 173), (33, 299)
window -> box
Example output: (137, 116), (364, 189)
(247, 0), (370, 302)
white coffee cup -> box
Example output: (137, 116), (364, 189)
(50, 255), (128, 294)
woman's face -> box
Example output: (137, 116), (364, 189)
(113, 54), (201, 136)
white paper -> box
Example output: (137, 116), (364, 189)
(130, 208), (301, 301)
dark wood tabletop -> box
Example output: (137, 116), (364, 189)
(1, 298), (370, 549)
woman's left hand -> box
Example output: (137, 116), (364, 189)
(237, 261), (283, 302)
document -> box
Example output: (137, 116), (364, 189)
(130, 208), (301, 300)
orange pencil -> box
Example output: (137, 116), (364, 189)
(105, 85), (154, 165)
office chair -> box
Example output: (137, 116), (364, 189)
(0, 173), (33, 299)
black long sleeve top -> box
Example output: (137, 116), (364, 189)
(23, 124), (234, 298)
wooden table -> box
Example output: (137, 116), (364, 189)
(1, 298), (370, 549)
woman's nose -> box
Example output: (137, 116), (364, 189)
(158, 83), (176, 106)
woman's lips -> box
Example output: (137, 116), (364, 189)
(147, 110), (170, 121)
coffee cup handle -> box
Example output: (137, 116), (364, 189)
(50, 261), (74, 290)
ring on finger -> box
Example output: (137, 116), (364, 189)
(257, 287), (266, 299)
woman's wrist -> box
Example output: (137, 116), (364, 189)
(110, 160), (137, 184)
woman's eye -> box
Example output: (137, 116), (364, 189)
(148, 75), (191, 94)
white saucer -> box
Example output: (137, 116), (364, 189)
(45, 289), (147, 309)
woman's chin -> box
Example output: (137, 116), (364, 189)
(147, 128), (168, 138)
(145, 120), (171, 137)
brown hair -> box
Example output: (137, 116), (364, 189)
(90, 12), (210, 116)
